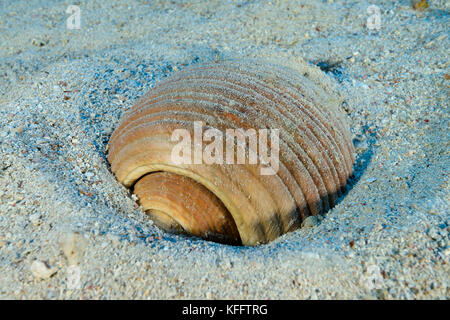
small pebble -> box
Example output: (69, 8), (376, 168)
(29, 213), (42, 226)
(30, 260), (56, 279)
(301, 216), (319, 228)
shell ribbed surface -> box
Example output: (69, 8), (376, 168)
(108, 60), (355, 245)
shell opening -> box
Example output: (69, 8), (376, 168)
(133, 171), (242, 245)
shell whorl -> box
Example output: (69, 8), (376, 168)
(108, 60), (355, 245)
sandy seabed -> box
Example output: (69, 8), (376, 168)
(0, 0), (448, 299)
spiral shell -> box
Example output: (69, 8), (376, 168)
(108, 60), (355, 245)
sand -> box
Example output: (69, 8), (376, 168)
(0, 0), (448, 299)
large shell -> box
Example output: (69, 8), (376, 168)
(108, 60), (355, 245)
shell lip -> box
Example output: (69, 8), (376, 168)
(133, 170), (244, 246)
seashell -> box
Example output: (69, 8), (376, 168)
(108, 60), (355, 245)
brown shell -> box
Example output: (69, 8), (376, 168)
(108, 60), (355, 246)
